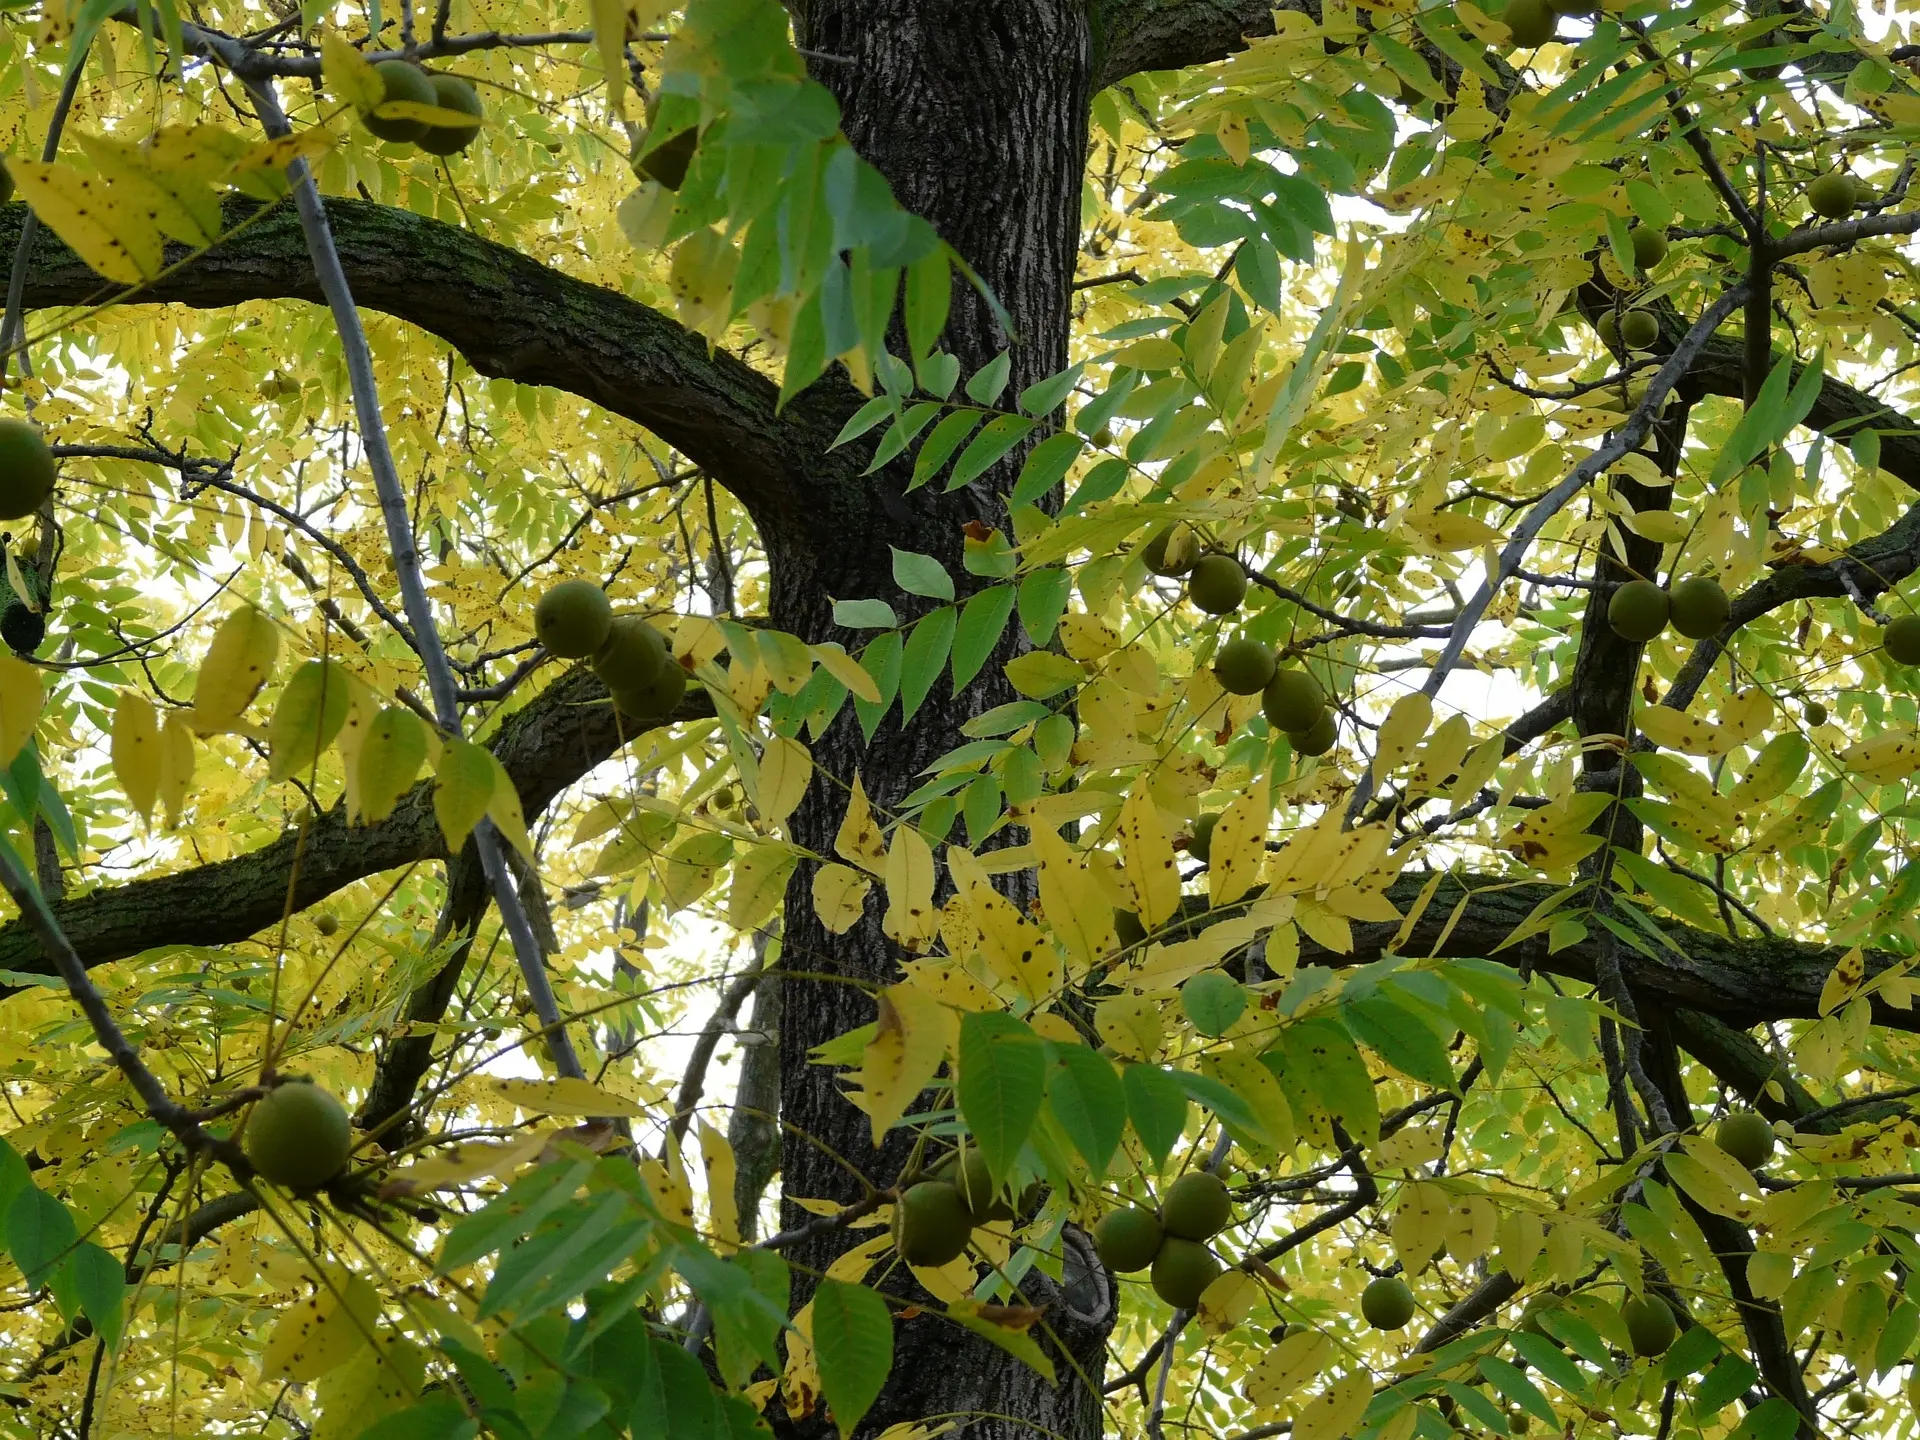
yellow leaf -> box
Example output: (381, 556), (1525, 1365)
(1819, 945), (1866, 1017)
(760, 735), (813, 826)
(156, 714), (195, 826)
(1406, 510), (1503, 550)
(698, 1123), (740, 1249)
(432, 739), (495, 853)
(1839, 731), (1920, 784)
(1196, 1269), (1260, 1334)
(111, 691), (160, 823)
(0, 654), (41, 767)
(1059, 614), (1123, 661)
(492, 1077), (646, 1118)
(76, 132), (222, 246)
(883, 822), (938, 953)
(1244, 1328), (1335, 1408)
(813, 863), (871, 933)
(383, 1129), (559, 1197)
(970, 881), (1060, 1005)
(729, 846), (797, 932)
(321, 32), (385, 110)
(1372, 693), (1433, 783)
(190, 605), (280, 734)
(1118, 785), (1181, 929)
(1033, 825), (1116, 975)
(353, 707), (429, 825)
(1208, 783), (1268, 908)
(756, 630), (814, 695)
(1295, 1372), (1374, 1440)
(834, 775), (888, 873)
(7, 158), (164, 284)
(1004, 651), (1085, 699)
(810, 642), (883, 703)
(1093, 993), (1164, 1060)
(1625, 510), (1691, 544)
(854, 982), (953, 1145)
(484, 749), (535, 858)
(260, 1272), (379, 1383)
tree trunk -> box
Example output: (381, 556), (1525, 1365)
(768, 5), (1111, 1437)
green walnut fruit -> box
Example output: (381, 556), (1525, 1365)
(0, 418), (56, 521)
(314, 913), (340, 938)
(1808, 172), (1859, 220)
(416, 73), (484, 156)
(1094, 1206), (1164, 1273)
(1162, 1171), (1232, 1241)
(1361, 1276), (1417, 1330)
(1151, 1237), (1223, 1310)
(1621, 1295), (1677, 1357)
(611, 657), (688, 723)
(1181, 971), (1247, 1038)
(1188, 554), (1248, 616)
(1190, 814), (1219, 865)
(1620, 309), (1660, 350)
(1290, 709), (1338, 757)
(363, 60), (436, 143)
(1884, 614), (1920, 665)
(1214, 637), (1278, 696)
(1668, 577), (1730, 640)
(1630, 226), (1669, 271)
(1715, 1111), (1775, 1170)
(1114, 909), (1148, 948)
(245, 1080), (354, 1189)
(1844, 1392), (1870, 1416)
(895, 1181), (974, 1267)
(952, 1148), (1013, 1223)
(1092, 426), (1116, 448)
(1141, 525), (1197, 578)
(1804, 700), (1828, 727)
(592, 615), (670, 689)
(535, 579), (613, 660)
(1263, 669), (1326, 733)
(1608, 579), (1670, 642)
(1504, 0), (1557, 46)
(1595, 310), (1621, 351)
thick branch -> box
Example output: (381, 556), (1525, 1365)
(0, 197), (855, 541)
(0, 668), (710, 980)
(1298, 872), (1917, 1033)
(1092, 0), (1300, 89)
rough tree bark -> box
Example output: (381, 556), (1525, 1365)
(769, 5), (1115, 1436)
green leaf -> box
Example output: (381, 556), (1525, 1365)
(912, 409), (984, 489)
(811, 1280), (893, 1439)
(1710, 351), (1797, 485)
(854, 630), (904, 741)
(905, 250), (951, 363)
(947, 413), (1039, 491)
(948, 1301), (1056, 1381)
(1173, 1069), (1267, 1143)
(1507, 1332), (1591, 1397)
(1017, 568), (1072, 644)
(357, 1397), (480, 1440)
(890, 547), (955, 602)
(1343, 989), (1457, 1092)
(957, 1011), (1046, 1185)
(899, 606), (956, 723)
(1729, 1399), (1805, 1440)
(1477, 1356), (1555, 1426)
(1018, 363), (1084, 418)
(1272, 1015), (1379, 1145)
(266, 659), (352, 782)
(69, 1241), (124, 1353)
(1045, 1042), (1124, 1173)
(434, 739), (498, 854)
(1003, 651), (1083, 699)
(833, 598), (900, 630)
(965, 350), (1012, 405)
(1122, 1064), (1189, 1168)
(1693, 1355), (1759, 1414)
(831, 394), (897, 449)
(479, 1191), (646, 1319)
(1009, 431), (1084, 509)
(951, 586), (1016, 693)
(8, 1183), (75, 1290)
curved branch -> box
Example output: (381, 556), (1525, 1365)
(0, 197), (858, 541)
(1092, 0), (1304, 90)
(0, 667), (712, 981)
